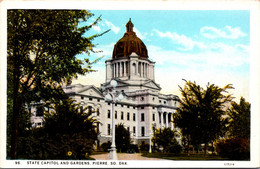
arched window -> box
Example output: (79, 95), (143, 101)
(138, 62), (141, 75)
(133, 63), (136, 75)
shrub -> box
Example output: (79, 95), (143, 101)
(139, 143), (150, 152)
(166, 139), (182, 154)
(127, 144), (139, 153)
(216, 138), (250, 160)
(101, 141), (111, 152)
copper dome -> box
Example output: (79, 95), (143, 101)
(112, 19), (148, 59)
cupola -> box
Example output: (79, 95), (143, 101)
(112, 19), (148, 59)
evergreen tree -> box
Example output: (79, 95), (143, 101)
(115, 123), (131, 152)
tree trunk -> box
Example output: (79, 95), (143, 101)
(187, 143), (190, 156)
(10, 55), (21, 159)
(204, 143), (207, 157)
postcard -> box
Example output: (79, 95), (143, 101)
(0, 0), (259, 168)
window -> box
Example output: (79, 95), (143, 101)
(140, 97), (144, 101)
(89, 98), (93, 101)
(127, 105), (130, 108)
(133, 113), (136, 121)
(133, 126), (136, 134)
(127, 127), (130, 132)
(127, 112), (130, 121)
(80, 106), (83, 113)
(36, 106), (44, 116)
(87, 106), (92, 113)
(141, 107), (144, 109)
(133, 63), (136, 75)
(81, 96), (84, 100)
(97, 99), (100, 102)
(115, 111), (117, 119)
(141, 113), (145, 121)
(152, 97), (155, 101)
(108, 124), (111, 135)
(153, 107), (155, 109)
(133, 106), (136, 109)
(108, 110), (111, 119)
(108, 102), (111, 105)
(97, 108), (100, 116)
(159, 100), (161, 103)
(121, 111), (124, 120)
(153, 113), (155, 121)
(115, 103), (117, 106)
(141, 126), (145, 136)
(121, 104), (124, 107)
(164, 101), (166, 104)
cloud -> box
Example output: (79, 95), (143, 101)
(200, 26), (247, 39)
(104, 19), (120, 34)
(134, 27), (146, 40)
(153, 29), (207, 51)
(147, 41), (249, 68)
(92, 25), (101, 32)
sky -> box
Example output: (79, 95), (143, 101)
(73, 10), (250, 103)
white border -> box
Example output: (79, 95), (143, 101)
(0, 0), (259, 168)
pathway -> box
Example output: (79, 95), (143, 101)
(90, 153), (166, 160)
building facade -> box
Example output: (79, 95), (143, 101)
(30, 19), (180, 146)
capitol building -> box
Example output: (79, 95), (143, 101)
(31, 19), (179, 146)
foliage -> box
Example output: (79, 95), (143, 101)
(216, 138), (250, 160)
(139, 143), (150, 152)
(142, 152), (225, 160)
(127, 144), (139, 153)
(7, 9), (108, 159)
(173, 80), (233, 155)
(101, 141), (111, 152)
(115, 123), (131, 152)
(152, 128), (181, 153)
(16, 96), (99, 159)
(227, 97), (250, 139)
(166, 139), (183, 154)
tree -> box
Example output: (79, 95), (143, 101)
(215, 97), (251, 160)
(17, 95), (99, 159)
(228, 97), (250, 139)
(7, 9), (108, 159)
(174, 80), (233, 156)
(152, 127), (181, 153)
(115, 123), (131, 152)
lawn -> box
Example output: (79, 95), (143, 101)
(141, 152), (229, 160)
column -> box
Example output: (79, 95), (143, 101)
(114, 63), (117, 77)
(140, 62), (143, 77)
(145, 63), (147, 77)
(114, 63), (116, 78)
(165, 112), (169, 128)
(147, 64), (150, 79)
(122, 62), (126, 76)
(158, 112), (162, 128)
(118, 62), (120, 77)
(126, 61), (128, 76)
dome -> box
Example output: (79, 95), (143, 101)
(112, 19), (148, 59)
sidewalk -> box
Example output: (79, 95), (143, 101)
(90, 153), (166, 160)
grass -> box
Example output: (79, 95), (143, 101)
(141, 152), (229, 160)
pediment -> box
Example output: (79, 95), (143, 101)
(78, 85), (103, 98)
(143, 80), (161, 90)
(102, 79), (129, 88)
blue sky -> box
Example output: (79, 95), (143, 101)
(73, 10), (250, 102)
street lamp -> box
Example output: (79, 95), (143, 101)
(149, 123), (156, 153)
(103, 80), (124, 160)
